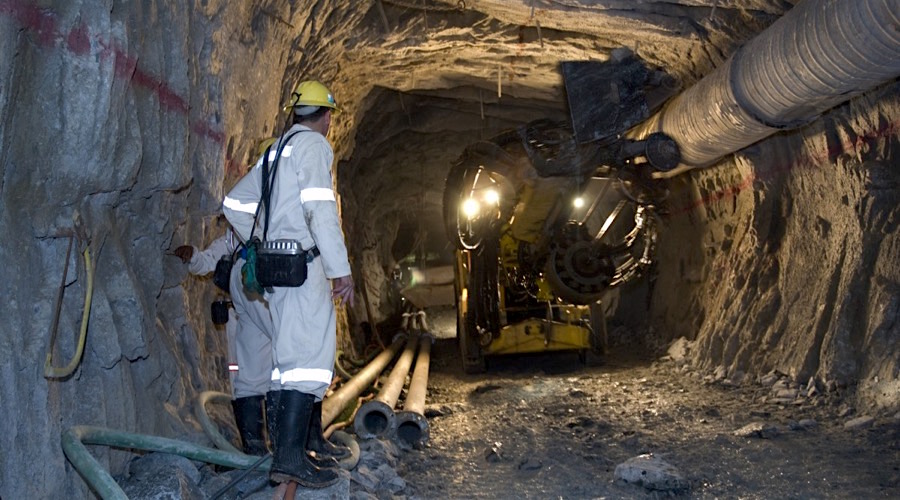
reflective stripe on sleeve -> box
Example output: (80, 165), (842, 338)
(228, 364), (239, 372)
(223, 196), (258, 214)
(300, 188), (336, 204)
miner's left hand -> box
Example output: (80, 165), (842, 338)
(332, 275), (355, 308)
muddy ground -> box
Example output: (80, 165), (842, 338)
(392, 330), (900, 499)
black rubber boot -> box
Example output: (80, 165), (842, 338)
(268, 391), (334, 469)
(308, 400), (351, 460)
(269, 390), (340, 488)
(265, 390), (281, 453)
(231, 395), (267, 456)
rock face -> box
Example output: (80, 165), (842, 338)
(649, 84), (900, 414)
(0, 1), (897, 499)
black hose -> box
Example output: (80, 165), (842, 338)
(210, 453), (272, 500)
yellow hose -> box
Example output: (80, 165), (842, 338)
(45, 247), (94, 379)
(196, 391), (242, 454)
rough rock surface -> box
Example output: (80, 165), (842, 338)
(0, 1), (897, 498)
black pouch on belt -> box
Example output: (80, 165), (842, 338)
(213, 255), (234, 292)
(256, 239), (316, 288)
(210, 298), (231, 325)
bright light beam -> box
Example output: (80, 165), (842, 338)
(462, 198), (481, 219)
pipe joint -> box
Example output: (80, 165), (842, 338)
(354, 400), (397, 439)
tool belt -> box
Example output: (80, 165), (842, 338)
(256, 239), (319, 288)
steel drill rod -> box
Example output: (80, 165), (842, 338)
(395, 332), (434, 448)
(402, 332), (432, 416)
(353, 334), (420, 438)
(322, 334), (406, 427)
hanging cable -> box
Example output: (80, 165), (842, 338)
(45, 245), (94, 379)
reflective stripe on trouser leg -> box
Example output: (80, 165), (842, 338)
(266, 257), (336, 399)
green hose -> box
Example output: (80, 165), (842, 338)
(61, 425), (267, 499)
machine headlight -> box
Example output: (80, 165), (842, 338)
(483, 189), (500, 205)
(462, 198), (481, 219)
(573, 196), (585, 208)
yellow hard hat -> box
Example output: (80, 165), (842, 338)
(284, 80), (341, 114)
(256, 137), (278, 158)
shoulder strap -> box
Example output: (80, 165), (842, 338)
(258, 130), (305, 242)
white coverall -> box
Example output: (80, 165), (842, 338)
(188, 232), (274, 398)
(223, 124), (351, 399)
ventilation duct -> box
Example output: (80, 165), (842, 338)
(632, 0), (900, 176)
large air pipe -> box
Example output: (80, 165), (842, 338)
(632, 0), (900, 177)
(395, 323), (435, 449)
(322, 334), (407, 427)
(353, 333), (420, 439)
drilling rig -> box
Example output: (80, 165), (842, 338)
(444, 50), (682, 372)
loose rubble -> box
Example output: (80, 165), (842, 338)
(614, 454), (690, 493)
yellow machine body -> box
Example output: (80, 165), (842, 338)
(484, 315), (592, 356)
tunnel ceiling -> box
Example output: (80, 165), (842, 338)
(303, 0), (792, 259)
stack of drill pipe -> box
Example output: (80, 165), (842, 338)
(322, 334), (407, 428)
(395, 311), (434, 448)
(353, 331), (420, 439)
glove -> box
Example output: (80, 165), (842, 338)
(241, 238), (265, 295)
(173, 245), (194, 263)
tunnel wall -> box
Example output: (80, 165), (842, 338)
(650, 81), (900, 412)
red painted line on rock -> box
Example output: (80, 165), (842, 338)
(65, 19), (90, 55)
(1, 0), (224, 146)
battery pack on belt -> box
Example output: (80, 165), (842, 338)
(256, 239), (318, 287)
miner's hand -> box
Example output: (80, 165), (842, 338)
(332, 275), (355, 308)
(173, 245), (194, 263)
